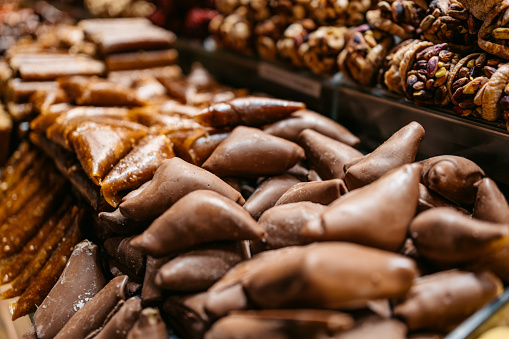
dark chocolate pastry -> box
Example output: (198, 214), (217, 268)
(94, 297), (142, 339)
(126, 308), (168, 339)
(142, 256), (170, 306)
(104, 236), (146, 280)
(275, 179), (348, 206)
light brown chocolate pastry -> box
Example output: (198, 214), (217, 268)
(417, 183), (466, 214)
(275, 179), (348, 206)
(345, 121), (425, 190)
(99, 208), (151, 235)
(29, 240), (106, 339)
(410, 207), (508, 266)
(204, 309), (354, 339)
(474, 178), (509, 223)
(264, 109), (360, 146)
(394, 270), (503, 331)
(155, 242), (244, 291)
(119, 157), (245, 221)
(297, 129), (363, 181)
(130, 190), (265, 257)
(195, 97), (305, 127)
(202, 126), (305, 177)
(54, 275), (128, 339)
(421, 155), (485, 205)
(302, 163), (421, 252)
(172, 130), (230, 166)
(336, 318), (407, 339)
(127, 308), (168, 339)
(243, 174), (301, 220)
(94, 297), (142, 339)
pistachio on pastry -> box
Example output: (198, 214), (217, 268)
(275, 179), (348, 206)
(382, 39), (421, 93)
(367, 0), (426, 39)
(478, 0), (509, 60)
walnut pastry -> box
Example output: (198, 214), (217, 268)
(478, 0), (509, 60)
(367, 0), (427, 39)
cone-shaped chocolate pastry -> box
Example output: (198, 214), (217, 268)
(421, 155), (484, 205)
(478, 0), (509, 60)
(417, 183), (467, 214)
(394, 270), (503, 331)
(163, 292), (211, 339)
(345, 122), (425, 190)
(243, 174), (301, 220)
(264, 109), (360, 146)
(120, 157), (245, 221)
(127, 308), (167, 339)
(195, 97), (305, 127)
(410, 207), (509, 266)
(302, 163), (422, 252)
(243, 242), (418, 309)
(335, 318), (407, 339)
(101, 134), (175, 207)
(204, 309), (354, 339)
(155, 243), (244, 291)
(30, 240), (107, 339)
(99, 208), (151, 235)
(131, 190), (266, 257)
(142, 256), (168, 306)
(253, 202), (326, 252)
(94, 297), (142, 339)
(104, 236), (146, 280)
(298, 129), (363, 181)
(474, 178), (509, 224)
(275, 179), (348, 206)
(54, 275), (128, 339)
(202, 126), (305, 177)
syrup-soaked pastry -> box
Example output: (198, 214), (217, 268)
(119, 157), (244, 221)
(105, 236), (146, 280)
(130, 190), (265, 257)
(275, 179), (347, 206)
(0, 142), (35, 198)
(6, 101), (33, 121)
(101, 134), (175, 207)
(204, 309), (354, 339)
(8, 52), (82, 73)
(243, 174), (301, 220)
(421, 155), (484, 205)
(394, 270), (503, 331)
(30, 87), (70, 115)
(18, 58), (106, 81)
(54, 275), (128, 339)
(478, 0), (509, 60)
(27, 240), (106, 339)
(417, 183), (467, 214)
(94, 297), (142, 339)
(253, 202), (326, 252)
(108, 66), (183, 90)
(127, 307), (168, 339)
(156, 242), (244, 291)
(203, 126), (305, 177)
(345, 121), (425, 190)
(5, 78), (59, 103)
(132, 75), (167, 101)
(173, 130), (230, 166)
(142, 256), (170, 306)
(410, 207), (508, 266)
(264, 109), (360, 146)
(242, 242), (418, 309)
(195, 97), (305, 128)
(79, 18), (153, 36)
(303, 164), (421, 252)
(298, 129), (363, 181)
(367, 0), (426, 39)
(11, 209), (83, 320)
(105, 49), (179, 71)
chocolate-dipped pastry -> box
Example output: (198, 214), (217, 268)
(173, 130), (229, 166)
(202, 126), (305, 177)
(421, 155), (484, 205)
(474, 178), (509, 223)
(131, 190), (265, 257)
(264, 109), (360, 146)
(99, 208), (151, 235)
(119, 157), (245, 221)
(275, 179), (348, 206)
(101, 134), (175, 207)
(417, 183), (467, 214)
(204, 309), (354, 339)
(28, 240), (106, 339)
(195, 97), (305, 128)
(126, 308), (167, 339)
(410, 207), (508, 266)
(54, 275), (128, 339)
(243, 174), (301, 220)
(253, 202), (326, 252)
(394, 270), (503, 331)
(345, 121), (425, 190)
(105, 236), (146, 280)
(156, 242), (244, 291)
(94, 297), (142, 339)
(478, 1), (509, 60)
(302, 163), (421, 252)
(243, 242), (418, 309)
(163, 293), (211, 339)
(336, 318), (407, 339)
(142, 256), (169, 306)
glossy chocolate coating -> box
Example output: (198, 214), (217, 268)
(99, 208), (151, 235)
(163, 292), (211, 339)
(127, 308), (168, 339)
(242, 242), (417, 309)
(264, 109), (360, 146)
(142, 256), (169, 306)
(195, 97), (305, 127)
(474, 178), (509, 223)
(31, 240), (106, 339)
(297, 129), (363, 180)
(130, 190), (265, 257)
(410, 207), (508, 266)
(119, 157), (245, 221)
(54, 275), (128, 339)
(94, 297), (142, 339)
(302, 163), (422, 252)
(421, 155), (485, 205)
(275, 179), (347, 206)
(417, 183), (466, 214)
(243, 174), (301, 220)
(156, 243), (243, 291)
(202, 126), (305, 177)
(104, 236), (146, 279)
(335, 318), (407, 339)
(345, 121), (425, 190)
(394, 270), (502, 331)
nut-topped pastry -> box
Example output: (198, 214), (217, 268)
(367, 0), (427, 39)
(478, 0), (509, 60)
